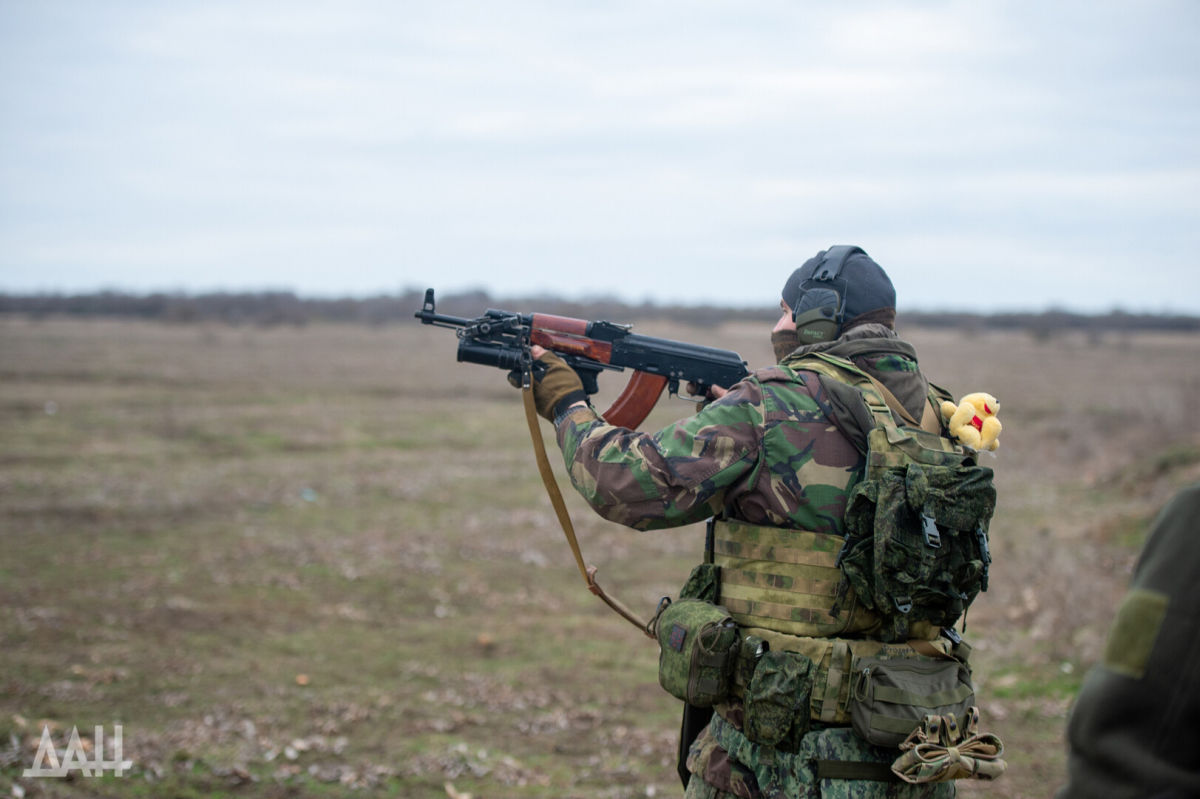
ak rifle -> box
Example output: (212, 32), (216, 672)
(415, 288), (749, 429)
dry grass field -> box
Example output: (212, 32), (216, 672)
(2, 315), (1199, 798)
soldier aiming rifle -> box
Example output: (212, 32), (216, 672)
(420, 246), (1006, 798)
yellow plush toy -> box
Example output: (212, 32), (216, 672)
(940, 392), (1002, 451)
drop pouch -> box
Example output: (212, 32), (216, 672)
(849, 656), (975, 748)
(655, 598), (739, 707)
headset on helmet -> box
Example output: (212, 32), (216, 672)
(791, 245), (865, 345)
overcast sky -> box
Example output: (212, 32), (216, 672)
(2, 1), (1199, 312)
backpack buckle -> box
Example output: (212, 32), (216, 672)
(922, 511), (942, 549)
(941, 626), (963, 646)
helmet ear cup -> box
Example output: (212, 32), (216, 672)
(792, 287), (841, 344)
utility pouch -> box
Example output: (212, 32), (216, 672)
(891, 706), (1007, 783)
(743, 650), (814, 750)
(656, 599), (739, 707)
(849, 656), (975, 748)
(735, 634), (768, 691)
(678, 563), (720, 603)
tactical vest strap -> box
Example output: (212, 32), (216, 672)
(818, 640), (851, 723)
(791, 351), (944, 436)
(796, 353), (895, 429)
(864, 425), (962, 484)
(865, 372), (942, 434)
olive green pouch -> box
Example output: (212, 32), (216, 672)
(678, 562), (720, 602)
(743, 650), (814, 750)
(849, 656), (975, 747)
(655, 598), (739, 707)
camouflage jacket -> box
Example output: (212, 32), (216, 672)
(555, 324), (945, 798)
(554, 324), (936, 533)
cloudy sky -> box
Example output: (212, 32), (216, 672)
(1, 1), (1198, 312)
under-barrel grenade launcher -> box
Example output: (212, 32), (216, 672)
(415, 288), (750, 428)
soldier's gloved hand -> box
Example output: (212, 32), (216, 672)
(509, 350), (588, 422)
(685, 382), (729, 402)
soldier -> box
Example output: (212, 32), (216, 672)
(526, 246), (963, 798)
(1058, 483), (1200, 798)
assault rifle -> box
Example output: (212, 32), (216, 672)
(415, 288), (749, 429)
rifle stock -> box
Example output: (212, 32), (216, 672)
(415, 289), (749, 429)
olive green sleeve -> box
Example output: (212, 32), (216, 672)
(1058, 483), (1200, 798)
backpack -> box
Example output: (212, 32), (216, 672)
(794, 352), (997, 643)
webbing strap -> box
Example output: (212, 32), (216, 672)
(712, 527), (842, 568)
(522, 385), (654, 639)
(796, 352), (942, 435)
(714, 543), (840, 571)
(868, 714), (926, 736)
(863, 373), (922, 428)
(819, 641), (849, 722)
(865, 374), (942, 435)
(719, 565), (842, 598)
(920, 395), (941, 434)
(871, 683), (975, 707)
(816, 760), (903, 782)
(908, 638), (962, 662)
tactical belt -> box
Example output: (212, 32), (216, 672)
(722, 627), (955, 727)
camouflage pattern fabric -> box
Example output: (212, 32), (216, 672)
(685, 714), (955, 799)
(554, 324), (930, 533)
(841, 457), (996, 641)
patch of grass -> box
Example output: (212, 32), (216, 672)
(988, 663), (1084, 701)
(1099, 512), (1156, 551)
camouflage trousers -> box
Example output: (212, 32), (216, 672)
(685, 714), (955, 799)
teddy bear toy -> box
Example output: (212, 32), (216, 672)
(940, 392), (1002, 451)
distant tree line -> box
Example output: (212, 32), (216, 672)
(1, 289), (1197, 333)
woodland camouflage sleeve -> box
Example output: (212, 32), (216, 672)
(553, 380), (766, 530)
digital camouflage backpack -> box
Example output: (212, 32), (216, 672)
(796, 352), (998, 643)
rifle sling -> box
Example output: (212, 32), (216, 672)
(522, 385), (655, 639)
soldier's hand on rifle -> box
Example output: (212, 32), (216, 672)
(686, 382), (728, 401)
(510, 347), (588, 421)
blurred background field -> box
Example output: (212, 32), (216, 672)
(2, 312), (1199, 798)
